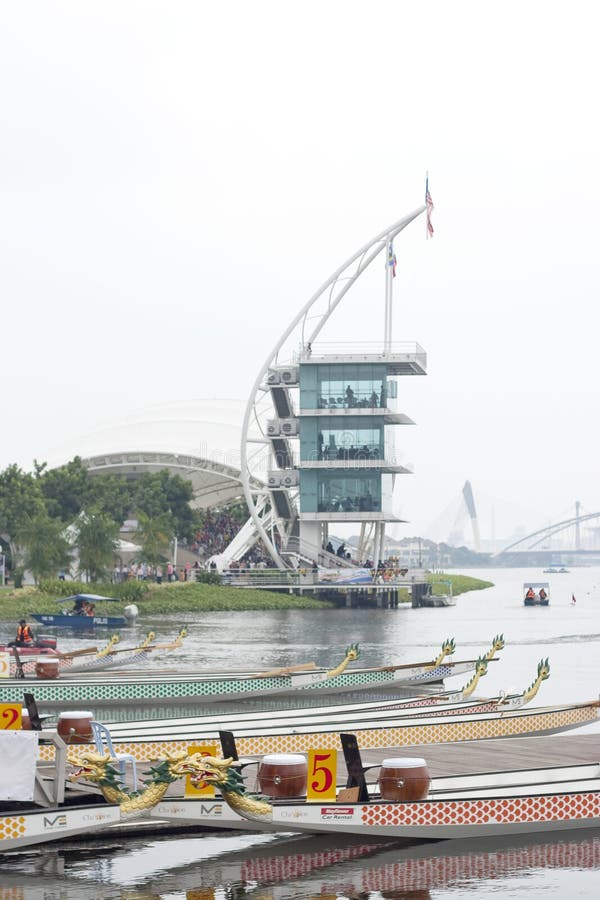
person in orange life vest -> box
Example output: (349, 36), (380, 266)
(15, 619), (35, 645)
(525, 587), (536, 600)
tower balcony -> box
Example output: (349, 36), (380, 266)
(296, 342), (426, 375)
(298, 459), (412, 474)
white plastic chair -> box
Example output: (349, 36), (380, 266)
(90, 720), (138, 786)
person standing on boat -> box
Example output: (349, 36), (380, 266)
(13, 619), (35, 646)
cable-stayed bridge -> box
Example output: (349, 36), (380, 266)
(493, 502), (600, 563)
(426, 487), (600, 563)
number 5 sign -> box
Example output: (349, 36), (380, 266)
(307, 748), (337, 801)
(0, 651), (10, 679)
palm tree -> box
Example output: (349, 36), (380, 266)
(15, 511), (72, 585)
(73, 507), (120, 582)
(135, 510), (173, 566)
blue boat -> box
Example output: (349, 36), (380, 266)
(31, 594), (139, 629)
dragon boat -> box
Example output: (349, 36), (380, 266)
(50, 737), (600, 844)
(0, 638), (502, 708)
(99, 654), (551, 745)
(172, 744), (600, 840)
(57, 692), (599, 766)
(69, 627), (189, 672)
(3, 628), (188, 677)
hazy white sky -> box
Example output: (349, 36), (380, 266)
(1, 1), (599, 543)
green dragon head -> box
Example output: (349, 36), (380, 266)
(345, 643), (360, 661)
(140, 750), (198, 785)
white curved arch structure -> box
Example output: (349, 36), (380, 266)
(240, 206), (427, 569)
(84, 451), (264, 509)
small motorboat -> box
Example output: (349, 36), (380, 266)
(523, 582), (550, 606)
(0, 635), (58, 656)
(31, 594), (139, 629)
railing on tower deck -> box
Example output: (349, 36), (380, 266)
(208, 566), (428, 589)
(295, 341), (427, 366)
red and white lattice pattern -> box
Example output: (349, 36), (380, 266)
(361, 791), (600, 829)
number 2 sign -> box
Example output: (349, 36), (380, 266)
(307, 748), (337, 802)
(0, 703), (22, 730)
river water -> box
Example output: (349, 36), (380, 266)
(4, 566), (600, 898)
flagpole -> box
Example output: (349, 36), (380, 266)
(384, 237), (393, 353)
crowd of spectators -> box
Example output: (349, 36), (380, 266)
(188, 509), (246, 559)
(111, 561), (200, 584)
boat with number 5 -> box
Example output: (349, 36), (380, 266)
(178, 745), (600, 840)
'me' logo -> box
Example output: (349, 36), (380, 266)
(43, 814), (67, 828)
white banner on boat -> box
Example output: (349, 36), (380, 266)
(0, 731), (38, 801)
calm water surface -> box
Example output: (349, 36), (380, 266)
(5, 567), (600, 898)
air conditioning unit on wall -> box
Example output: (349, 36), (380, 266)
(280, 419), (299, 436)
(267, 370), (281, 385)
(266, 421), (281, 436)
(268, 471), (299, 489)
(280, 366), (299, 384)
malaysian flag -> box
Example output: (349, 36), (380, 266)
(426, 174), (434, 239)
(388, 242), (397, 278)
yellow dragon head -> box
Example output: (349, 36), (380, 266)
(67, 749), (117, 786)
(186, 753), (274, 820)
(486, 634), (505, 660)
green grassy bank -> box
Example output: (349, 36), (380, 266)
(0, 580), (333, 623)
(0, 572), (492, 624)
(428, 573), (494, 596)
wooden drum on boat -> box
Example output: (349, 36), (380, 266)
(378, 757), (431, 802)
(35, 658), (60, 679)
(258, 753), (308, 798)
(57, 710), (94, 743)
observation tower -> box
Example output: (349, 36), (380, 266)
(234, 205), (429, 570)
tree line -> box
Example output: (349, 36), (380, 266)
(0, 457), (199, 583)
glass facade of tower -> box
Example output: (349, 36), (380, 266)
(300, 418), (385, 462)
(298, 362), (396, 519)
(300, 363), (390, 410)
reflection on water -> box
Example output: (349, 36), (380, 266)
(1, 830), (599, 899)
(5, 568), (600, 898)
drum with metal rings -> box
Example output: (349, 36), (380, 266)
(35, 658), (60, 679)
(378, 757), (430, 801)
(57, 710), (94, 743)
(258, 753), (308, 798)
